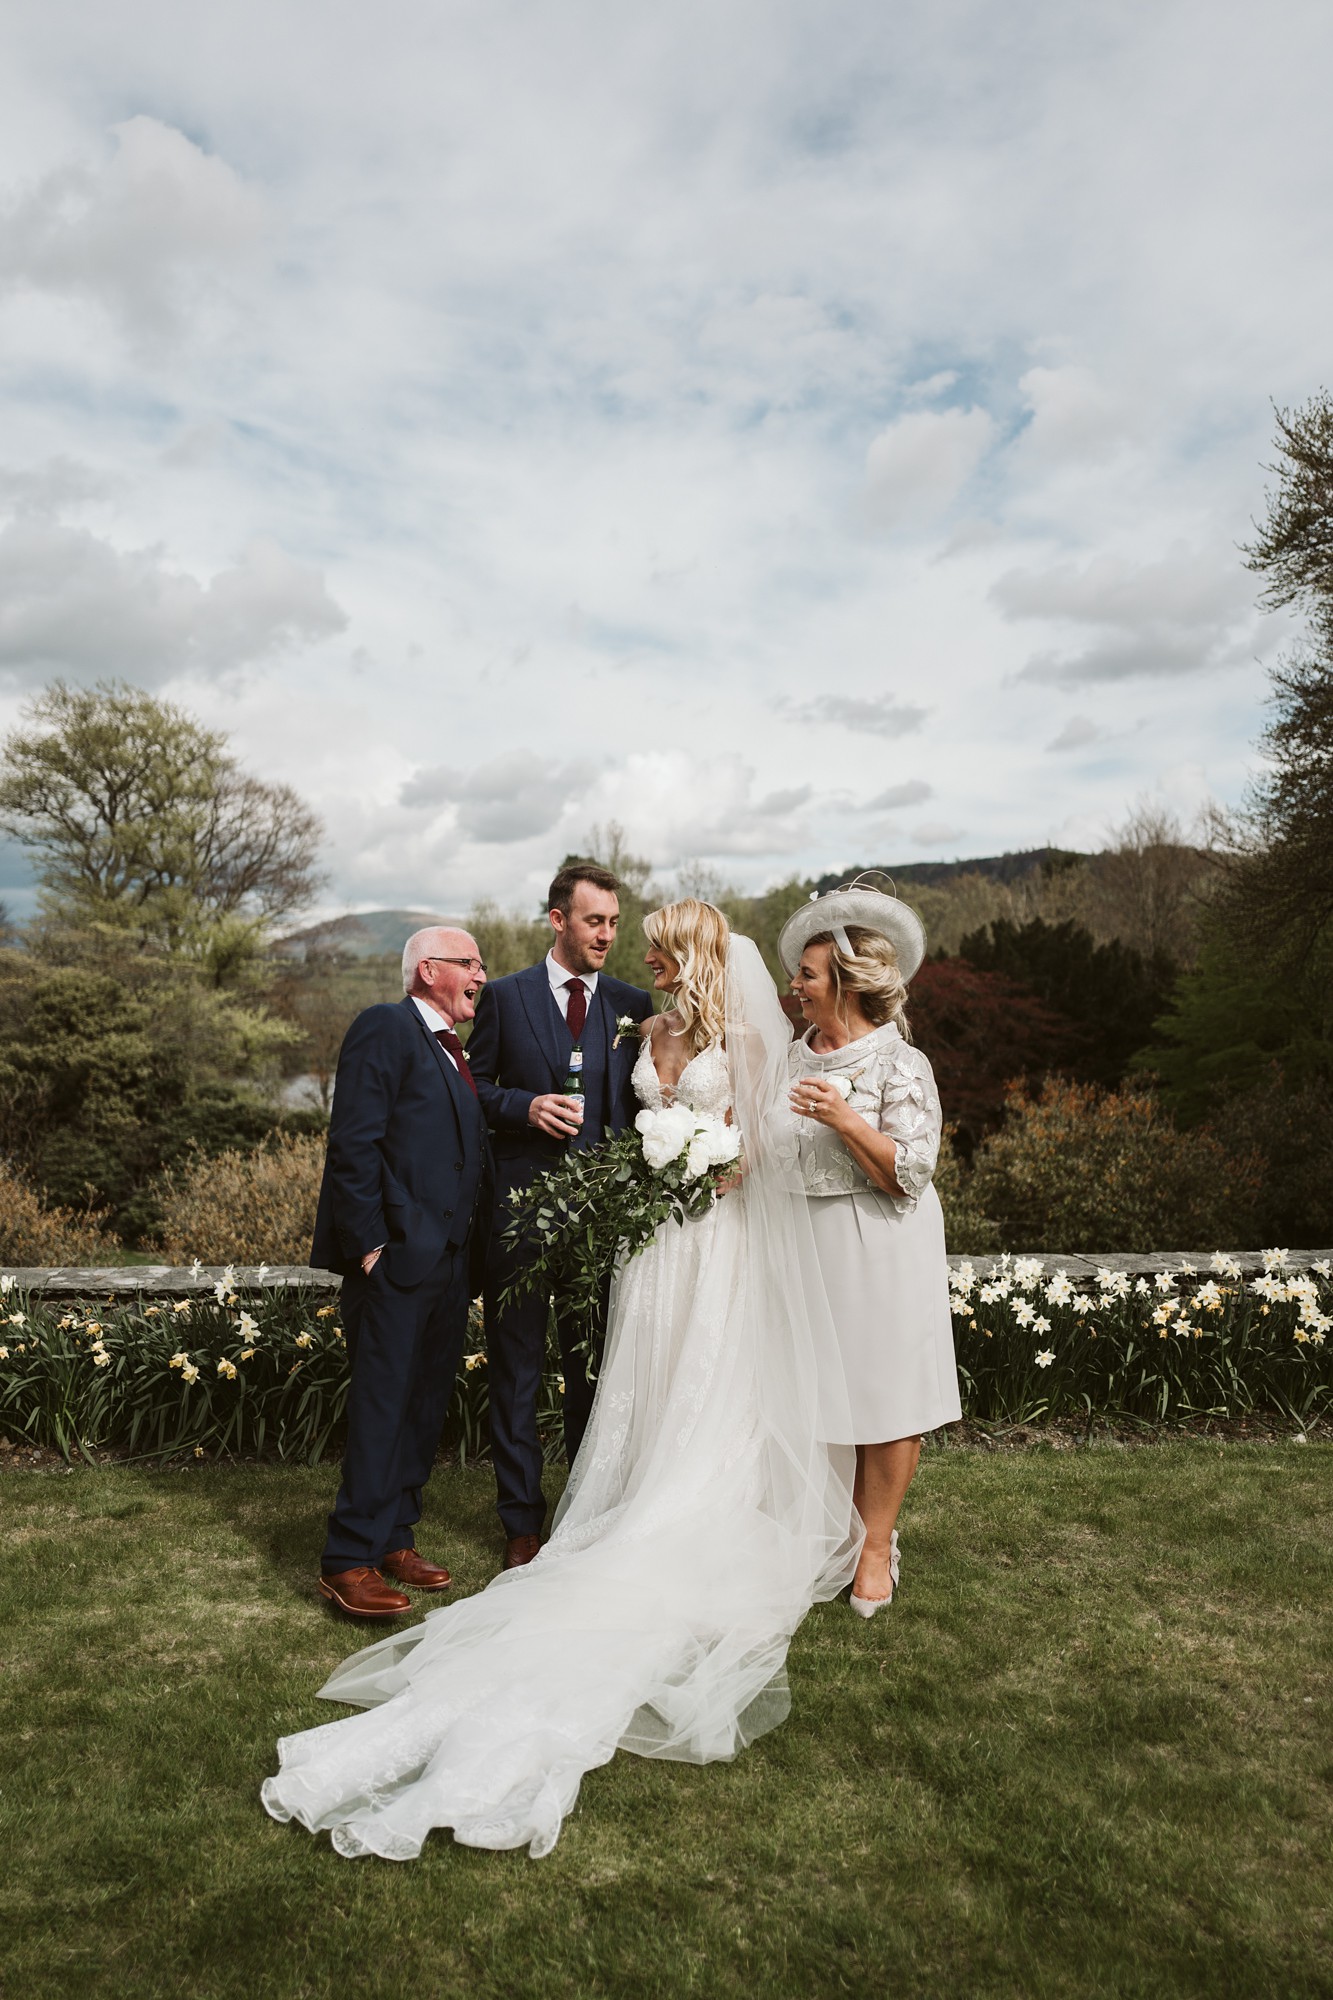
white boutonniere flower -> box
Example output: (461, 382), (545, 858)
(613, 1014), (640, 1050)
(824, 1074), (855, 1101)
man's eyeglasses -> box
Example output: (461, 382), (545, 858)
(422, 955), (488, 976)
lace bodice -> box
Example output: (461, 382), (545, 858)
(788, 1021), (941, 1209)
(632, 1033), (732, 1120)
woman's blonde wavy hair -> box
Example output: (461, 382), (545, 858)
(643, 898), (730, 1054)
(804, 925), (912, 1040)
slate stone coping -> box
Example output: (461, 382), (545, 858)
(3, 1253), (1330, 1298)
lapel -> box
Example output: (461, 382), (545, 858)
(403, 998), (476, 1145)
(595, 979), (621, 1067)
(517, 961), (568, 1087)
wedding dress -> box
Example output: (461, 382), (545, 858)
(261, 938), (859, 1859)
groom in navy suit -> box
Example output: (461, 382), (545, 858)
(467, 863), (653, 1567)
(311, 927), (494, 1619)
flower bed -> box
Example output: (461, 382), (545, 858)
(0, 1253), (1328, 1463)
(950, 1251), (1332, 1426)
(0, 1268), (567, 1465)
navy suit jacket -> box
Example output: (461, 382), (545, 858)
(311, 997), (494, 1291)
(467, 963), (654, 1175)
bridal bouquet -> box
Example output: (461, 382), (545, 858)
(500, 1107), (741, 1350)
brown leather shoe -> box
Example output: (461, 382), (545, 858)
(503, 1534), (542, 1570)
(318, 1567), (411, 1619)
(382, 1547), (452, 1591)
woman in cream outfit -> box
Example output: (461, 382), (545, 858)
(782, 885), (960, 1617)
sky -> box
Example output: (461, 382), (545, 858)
(1, 0), (1330, 924)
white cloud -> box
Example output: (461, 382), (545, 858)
(787, 695), (929, 736)
(992, 547), (1261, 686)
(911, 821), (968, 848)
(866, 779), (933, 809)
(1045, 716), (1104, 753)
(0, 519), (346, 685)
(863, 407), (995, 532)
(1014, 365), (1127, 469)
(400, 753), (598, 844)
(0, 116), (269, 340)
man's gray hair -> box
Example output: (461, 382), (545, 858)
(402, 925), (470, 994)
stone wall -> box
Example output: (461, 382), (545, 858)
(4, 1252), (1330, 1298)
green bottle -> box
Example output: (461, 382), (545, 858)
(563, 1044), (585, 1127)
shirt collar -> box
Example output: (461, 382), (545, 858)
(411, 993), (454, 1033)
(546, 950), (598, 996)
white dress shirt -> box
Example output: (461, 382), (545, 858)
(412, 993), (458, 1067)
(545, 951), (599, 1021)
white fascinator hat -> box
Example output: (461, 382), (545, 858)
(777, 874), (927, 984)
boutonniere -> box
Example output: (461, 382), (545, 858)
(613, 1014), (640, 1050)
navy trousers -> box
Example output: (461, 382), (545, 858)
(484, 1159), (603, 1539)
(322, 1245), (471, 1575)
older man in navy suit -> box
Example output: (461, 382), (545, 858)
(467, 863), (653, 1568)
(311, 926), (494, 1620)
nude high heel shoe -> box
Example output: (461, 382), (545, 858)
(849, 1531), (901, 1619)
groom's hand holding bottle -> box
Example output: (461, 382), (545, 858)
(528, 1092), (584, 1138)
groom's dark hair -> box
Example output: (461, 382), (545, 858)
(548, 861), (620, 917)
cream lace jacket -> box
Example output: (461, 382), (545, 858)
(787, 1021), (942, 1212)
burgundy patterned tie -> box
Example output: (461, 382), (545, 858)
(565, 977), (587, 1040)
(434, 1027), (478, 1096)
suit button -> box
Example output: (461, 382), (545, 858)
(454, 1160), (464, 1172)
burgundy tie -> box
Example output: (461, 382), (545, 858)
(434, 1027), (478, 1096)
(565, 977), (587, 1040)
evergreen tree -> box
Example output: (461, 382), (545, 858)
(1231, 392), (1333, 967)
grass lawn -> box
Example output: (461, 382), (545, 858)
(1, 1444), (1329, 2000)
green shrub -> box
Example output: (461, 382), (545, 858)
(0, 1159), (118, 1264)
(934, 1127), (1001, 1254)
(967, 1077), (1260, 1252)
(157, 1133), (327, 1265)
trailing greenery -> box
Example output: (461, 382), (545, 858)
(0, 1450), (1328, 1999)
(500, 1109), (739, 1347)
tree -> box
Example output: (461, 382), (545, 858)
(967, 1077), (1261, 1253)
(957, 916), (1177, 1088)
(909, 956), (1082, 1153)
(1229, 393), (1333, 968)
(1135, 914), (1333, 1122)
(0, 681), (324, 965)
(1090, 802), (1215, 966)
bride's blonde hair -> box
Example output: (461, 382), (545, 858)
(643, 899), (729, 1055)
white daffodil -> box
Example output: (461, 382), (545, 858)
(1034, 1349), (1055, 1368)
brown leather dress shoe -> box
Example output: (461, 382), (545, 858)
(318, 1567), (411, 1619)
(382, 1547), (452, 1591)
(503, 1534), (542, 1569)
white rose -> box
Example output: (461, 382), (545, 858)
(637, 1104), (696, 1169)
(696, 1117), (741, 1165)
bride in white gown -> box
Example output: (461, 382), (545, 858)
(262, 901), (860, 1860)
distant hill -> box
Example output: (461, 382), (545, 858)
(812, 849), (1088, 894)
(274, 909), (464, 961)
